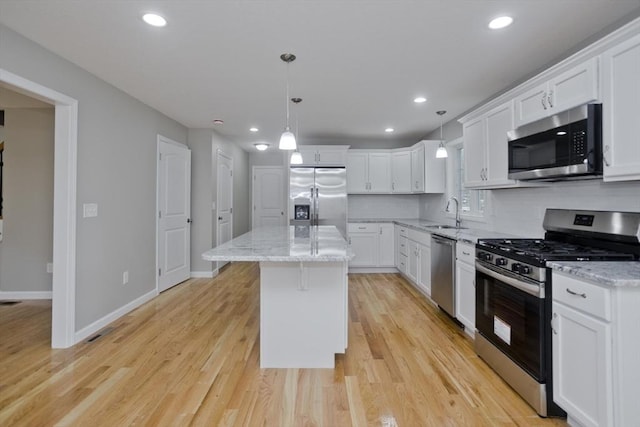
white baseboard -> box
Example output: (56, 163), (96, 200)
(190, 270), (218, 278)
(0, 291), (52, 300)
(348, 267), (399, 274)
(74, 288), (158, 343)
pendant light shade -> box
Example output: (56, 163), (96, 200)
(435, 110), (448, 158)
(279, 53), (297, 150)
(290, 151), (303, 164)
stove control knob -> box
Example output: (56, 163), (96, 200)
(496, 258), (507, 266)
(511, 263), (521, 273)
(480, 252), (493, 262)
(520, 265), (531, 274)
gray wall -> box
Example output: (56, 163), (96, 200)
(0, 24), (188, 330)
(0, 108), (54, 292)
(188, 130), (251, 274)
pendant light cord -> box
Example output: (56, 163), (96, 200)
(285, 63), (290, 128)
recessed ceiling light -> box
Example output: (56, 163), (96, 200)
(254, 143), (269, 151)
(212, 119), (224, 125)
(489, 16), (513, 30)
(385, 128), (395, 133)
(142, 13), (167, 27)
(249, 127), (259, 132)
(414, 97), (427, 104)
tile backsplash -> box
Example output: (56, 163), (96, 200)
(348, 194), (419, 220)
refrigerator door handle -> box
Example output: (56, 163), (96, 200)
(309, 187), (315, 224)
(315, 187), (319, 226)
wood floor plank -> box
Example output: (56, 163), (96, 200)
(0, 262), (567, 426)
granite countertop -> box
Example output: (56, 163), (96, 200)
(202, 225), (353, 262)
(548, 261), (640, 288)
(348, 218), (519, 244)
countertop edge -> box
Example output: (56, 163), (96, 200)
(548, 261), (640, 288)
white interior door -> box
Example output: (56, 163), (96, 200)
(252, 166), (286, 229)
(216, 150), (233, 269)
(157, 136), (191, 292)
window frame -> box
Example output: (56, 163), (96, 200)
(445, 137), (487, 223)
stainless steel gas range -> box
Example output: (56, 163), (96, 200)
(474, 209), (640, 417)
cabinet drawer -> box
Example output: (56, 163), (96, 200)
(397, 253), (408, 273)
(398, 236), (408, 256)
(408, 229), (430, 246)
(348, 223), (378, 233)
(397, 225), (408, 237)
(552, 273), (611, 321)
(456, 243), (475, 265)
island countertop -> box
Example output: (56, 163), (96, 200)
(202, 225), (354, 262)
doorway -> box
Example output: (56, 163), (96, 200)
(252, 166), (286, 229)
(216, 150), (233, 270)
(0, 69), (78, 348)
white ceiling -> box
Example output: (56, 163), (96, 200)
(1, 1), (639, 151)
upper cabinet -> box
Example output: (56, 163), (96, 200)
(463, 101), (519, 189)
(346, 151), (391, 193)
(410, 144), (425, 192)
(513, 58), (600, 128)
(391, 150), (412, 193)
(296, 145), (349, 166)
(602, 32), (640, 182)
(418, 140), (445, 193)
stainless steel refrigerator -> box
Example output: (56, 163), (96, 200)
(289, 167), (347, 238)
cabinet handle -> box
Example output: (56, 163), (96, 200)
(472, 280), (475, 288)
(566, 288), (587, 298)
(541, 92), (548, 110)
(379, 227), (383, 235)
(392, 182), (395, 191)
(603, 145), (611, 167)
(358, 226), (367, 230)
(547, 90), (553, 108)
(551, 313), (558, 335)
(462, 251), (471, 256)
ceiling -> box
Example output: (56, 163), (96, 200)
(1, 1), (639, 152)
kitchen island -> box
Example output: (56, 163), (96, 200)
(202, 225), (353, 368)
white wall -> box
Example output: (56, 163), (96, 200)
(0, 108), (54, 293)
(0, 24), (188, 330)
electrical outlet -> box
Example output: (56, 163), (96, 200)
(122, 271), (129, 285)
(46, 263), (53, 273)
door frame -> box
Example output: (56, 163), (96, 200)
(216, 149), (233, 270)
(156, 135), (191, 293)
(0, 69), (78, 349)
(251, 166), (286, 229)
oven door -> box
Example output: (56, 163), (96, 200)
(475, 262), (545, 381)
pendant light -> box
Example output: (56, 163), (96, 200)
(279, 53), (297, 150)
(435, 110), (448, 158)
(290, 97), (303, 164)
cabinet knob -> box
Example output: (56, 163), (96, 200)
(541, 93), (548, 110)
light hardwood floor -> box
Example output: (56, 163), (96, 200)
(0, 262), (568, 426)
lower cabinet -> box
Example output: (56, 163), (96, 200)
(396, 226), (431, 297)
(455, 242), (476, 337)
(348, 222), (395, 269)
(552, 271), (640, 427)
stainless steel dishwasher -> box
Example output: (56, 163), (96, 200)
(430, 234), (456, 317)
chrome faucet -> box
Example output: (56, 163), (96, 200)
(446, 196), (461, 228)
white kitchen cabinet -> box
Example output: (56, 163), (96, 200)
(602, 32), (640, 182)
(346, 151), (391, 193)
(463, 101), (518, 189)
(411, 143), (425, 192)
(514, 58), (599, 127)
(297, 145), (349, 166)
(552, 271), (640, 427)
(398, 227), (431, 297)
(417, 243), (431, 296)
(396, 224), (408, 274)
(407, 240), (419, 284)
(348, 222), (395, 269)
(391, 150), (412, 193)
(455, 242), (475, 337)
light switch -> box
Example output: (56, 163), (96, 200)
(83, 203), (98, 218)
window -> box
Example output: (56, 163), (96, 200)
(447, 137), (485, 219)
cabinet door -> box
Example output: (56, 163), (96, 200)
(411, 144), (425, 192)
(463, 118), (486, 187)
(422, 140), (445, 193)
(513, 83), (548, 127)
(349, 233), (378, 267)
(552, 302), (613, 427)
(602, 33), (640, 182)
(455, 260), (475, 335)
(346, 152), (369, 193)
(316, 148), (346, 166)
(417, 243), (431, 296)
(485, 102), (516, 186)
(368, 153), (392, 193)
(378, 224), (395, 267)
(391, 151), (412, 193)
(297, 147), (318, 166)
(549, 57), (599, 115)
(407, 240), (419, 283)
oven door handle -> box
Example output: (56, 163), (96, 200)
(476, 262), (544, 298)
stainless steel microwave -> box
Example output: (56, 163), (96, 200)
(507, 103), (602, 180)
